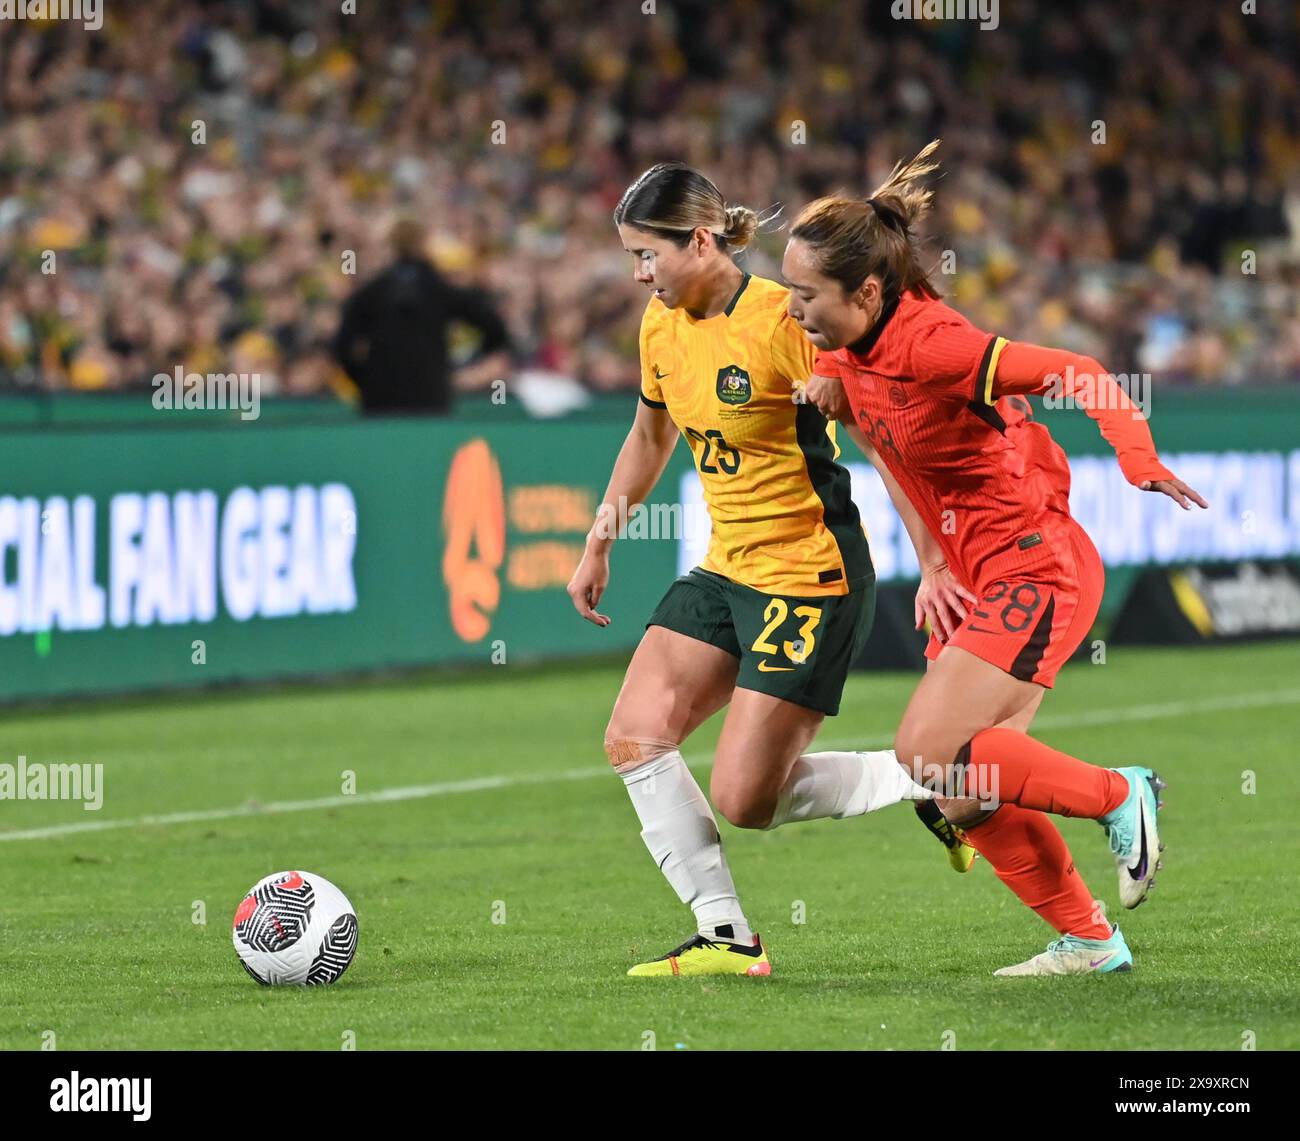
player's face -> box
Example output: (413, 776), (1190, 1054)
(617, 224), (697, 310)
(782, 239), (874, 350)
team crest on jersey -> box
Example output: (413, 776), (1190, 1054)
(716, 365), (752, 405)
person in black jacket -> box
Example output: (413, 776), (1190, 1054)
(334, 220), (511, 414)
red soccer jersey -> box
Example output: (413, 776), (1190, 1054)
(815, 290), (1173, 592)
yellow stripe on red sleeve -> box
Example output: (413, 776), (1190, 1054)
(977, 336), (1009, 405)
(991, 340), (1175, 485)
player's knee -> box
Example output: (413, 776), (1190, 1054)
(893, 727), (929, 786)
(896, 727), (976, 798)
(713, 788), (774, 830)
(603, 734), (678, 772)
(895, 724), (959, 791)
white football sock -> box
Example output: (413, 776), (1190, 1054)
(621, 750), (754, 945)
(764, 749), (931, 830)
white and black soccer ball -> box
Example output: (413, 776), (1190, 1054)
(232, 870), (358, 985)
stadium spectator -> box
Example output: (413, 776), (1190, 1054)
(334, 218), (511, 415)
(0, 0), (1296, 399)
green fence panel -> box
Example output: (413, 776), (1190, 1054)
(0, 416), (680, 701)
(0, 387), (1296, 700)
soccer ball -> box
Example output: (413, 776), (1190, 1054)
(232, 870), (358, 985)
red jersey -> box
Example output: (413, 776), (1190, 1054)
(815, 290), (1173, 592)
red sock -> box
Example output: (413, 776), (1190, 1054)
(962, 727), (1128, 818)
(964, 804), (1111, 939)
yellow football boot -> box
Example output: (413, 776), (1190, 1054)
(914, 799), (977, 873)
(627, 932), (771, 977)
(947, 825), (976, 873)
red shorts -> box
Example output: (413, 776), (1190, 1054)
(924, 520), (1104, 688)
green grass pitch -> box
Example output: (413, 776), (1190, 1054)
(1, 640), (1297, 1050)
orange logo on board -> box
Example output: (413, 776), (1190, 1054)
(442, 439), (505, 642)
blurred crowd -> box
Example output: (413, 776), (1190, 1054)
(1, 0), (1297, 399)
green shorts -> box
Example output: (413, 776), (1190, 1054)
(646, 568), (876, 716)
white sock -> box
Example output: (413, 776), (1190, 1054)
(764, 749), (931, 830)
(621, 750), (754, 945)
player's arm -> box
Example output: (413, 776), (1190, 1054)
(801, 372), (853, 422)
(788, 327), (971, 634)
(567, 397), (678, 626)
(990, 341), (1208, 511)
(841, 422), (975, 640)
(772, 311), (854, 423)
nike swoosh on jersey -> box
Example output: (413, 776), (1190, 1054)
(756, 661), (794, 672)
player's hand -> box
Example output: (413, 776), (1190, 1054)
(915, 562), (977, 643)
(567, 545), (612, 626)
(802, 373), (852, 422)
(1139, 476), (1208, 511)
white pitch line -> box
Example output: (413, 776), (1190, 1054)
(0, 768), (604, 843)
(816, 685), (1300, 751)
(3, 687), (1298, 843)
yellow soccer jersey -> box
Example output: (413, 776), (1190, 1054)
(639, 272), (872, 597)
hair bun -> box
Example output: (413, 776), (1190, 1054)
(722, 204), (758, 250)
(867, 196), (908, 232)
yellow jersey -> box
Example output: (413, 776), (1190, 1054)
(639, 272), (872, 597)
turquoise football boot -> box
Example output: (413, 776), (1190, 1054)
(1099, 766), (1166, 908)
(994, 924), (1134, 977)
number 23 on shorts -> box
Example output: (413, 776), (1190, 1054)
(751, 598), (822, 665)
